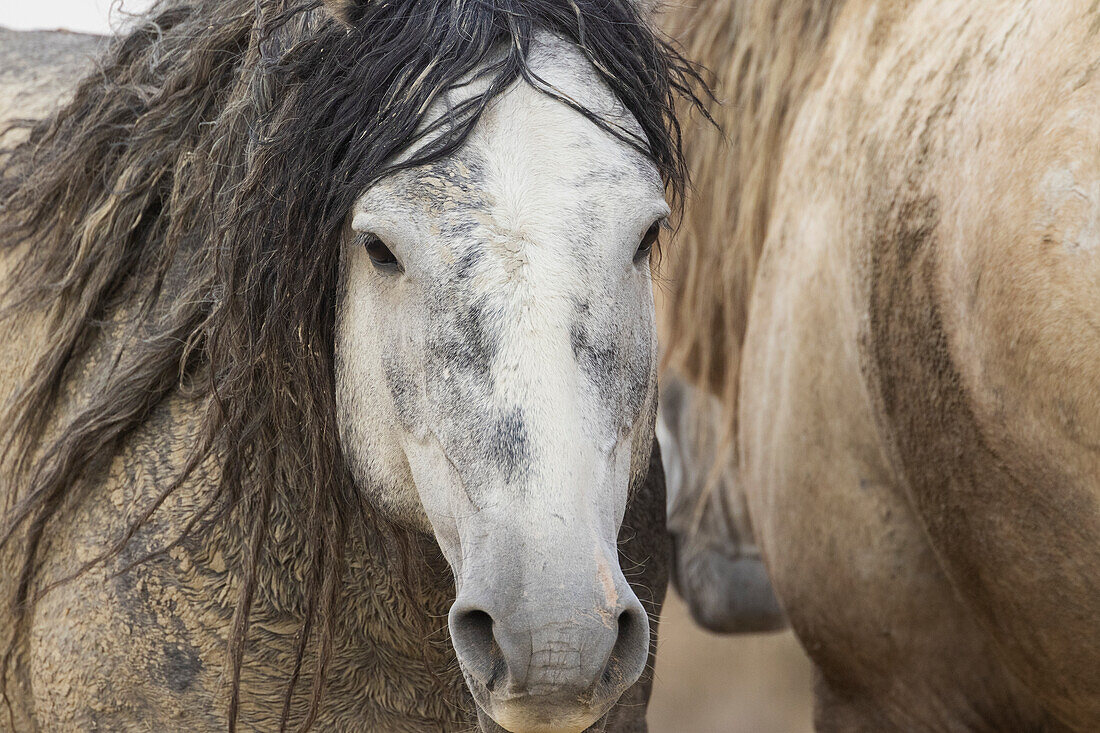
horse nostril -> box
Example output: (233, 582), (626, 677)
(450, 607), (505, 690)
(601, 605), (649, 688)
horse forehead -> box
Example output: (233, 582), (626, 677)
(355, 34), (662, 242)
(373, 124), (659, 285)
(399, 137), (656, 225)
(472, 56), (661, 205)
(418, 36), (661, 220)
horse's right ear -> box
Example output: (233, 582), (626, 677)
(322, 0), (368, 26)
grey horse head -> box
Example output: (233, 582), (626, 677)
(334, 28), (669, 733)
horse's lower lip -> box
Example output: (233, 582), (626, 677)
(480, 692), (605, 733)
(466, 675), (612, 733)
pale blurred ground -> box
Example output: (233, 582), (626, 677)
(648, 593), (815, 733)
(0, 1), (155, 35)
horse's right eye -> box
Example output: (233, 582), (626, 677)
(362, 234), (400, 270)
(634, 219), (663, 263)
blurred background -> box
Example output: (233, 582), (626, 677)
(0, 3), (817, 731)
(0, 0), (153, 34)
(650, 594), (813, 733)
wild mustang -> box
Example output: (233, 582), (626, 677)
(661, 0), (1100, 730)
(0, 0), (705, 729)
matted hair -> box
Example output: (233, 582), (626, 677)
(0, 0), (705, 728)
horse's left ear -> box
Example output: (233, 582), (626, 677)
(322, 0), (368, 26)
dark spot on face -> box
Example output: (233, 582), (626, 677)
(455, 244), (484, 279)
(421, 292), (507, 500)
(402, 156), (491, 214)
(571, 320), (620, 392)
(442, 217), (479, 241)
(383, 351), (421, 429)
(570, 301), (653, 427)
(429, 298), (497, 379)
(488, 407), (530, 482)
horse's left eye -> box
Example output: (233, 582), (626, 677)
(635, 220), (662, 263)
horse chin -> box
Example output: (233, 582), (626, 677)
(472, 687), (607, 733)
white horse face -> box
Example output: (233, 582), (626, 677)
(335, 36), (665, 733)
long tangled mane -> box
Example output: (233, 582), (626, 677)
(659, 0), (842, 435)
(0, 0), (704, 728)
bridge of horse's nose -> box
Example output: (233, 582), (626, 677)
(448, 568), (649, 700)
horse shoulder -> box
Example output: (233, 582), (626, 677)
(739, 131), (1033, 730)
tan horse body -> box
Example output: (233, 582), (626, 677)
(663, 1), (1100, 729)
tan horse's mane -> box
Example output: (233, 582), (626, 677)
(660, 0), (844, 438)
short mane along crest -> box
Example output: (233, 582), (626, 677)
(0, 0), (705, 727)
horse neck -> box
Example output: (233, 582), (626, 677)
(659, 0), (845, 430)
(134, 413), (470, 723)
(233, 484), (469, 723)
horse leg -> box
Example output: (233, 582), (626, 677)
(658, 371), (787, 634)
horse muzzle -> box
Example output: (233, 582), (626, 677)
(448, 544), (649, 733)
